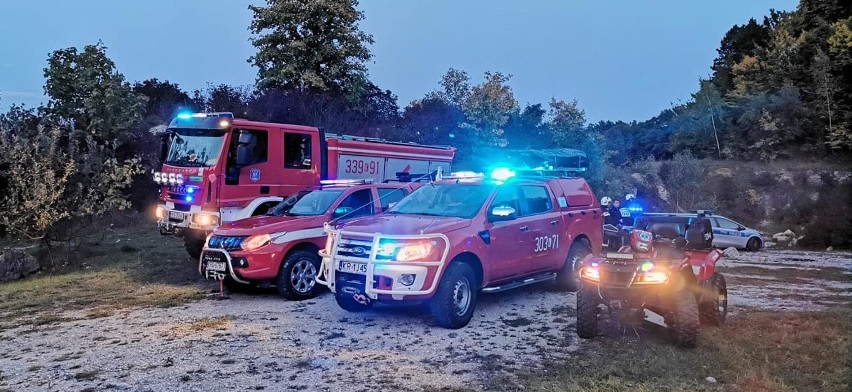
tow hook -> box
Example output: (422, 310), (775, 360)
(342, 286), (371, 305)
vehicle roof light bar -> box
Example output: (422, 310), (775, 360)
(320, 179), (374, 186)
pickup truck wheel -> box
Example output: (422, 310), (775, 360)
(699, 273), (727, 326)
(576, 286), (600, 339)
(276, 250), (321, 301)
(558, 240), (591, 292)
(669, 288), (700, 348)
(430, 262), (477, 329)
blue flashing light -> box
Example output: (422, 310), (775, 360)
(185, 195), (194, 202)
(490, 167), (516, 182)
(186, 186), (196, 194)
(176, 112), (192, 120)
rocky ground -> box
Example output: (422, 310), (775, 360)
(0, 249), (849, 392)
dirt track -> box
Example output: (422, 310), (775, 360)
(1, 249), (850, 391)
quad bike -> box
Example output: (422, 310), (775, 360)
(578, 217), (728, 348)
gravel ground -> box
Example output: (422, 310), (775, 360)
(1, 249), (850, 391)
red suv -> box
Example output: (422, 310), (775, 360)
(317, 170), (603, 328)
(199, 180), (417, 300)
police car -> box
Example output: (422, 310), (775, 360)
(641, 211), (764, 251)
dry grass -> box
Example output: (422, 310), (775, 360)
(167, 316), (233, 337)
(517, 310), (851, 392)
(0, 214), (210, 328)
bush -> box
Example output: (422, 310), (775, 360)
(0, 126), (142, 242)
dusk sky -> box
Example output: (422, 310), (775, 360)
(0, 0), (796, 122)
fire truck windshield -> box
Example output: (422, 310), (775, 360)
(388, 183), (493, 219)
(164, 128), (226, 167)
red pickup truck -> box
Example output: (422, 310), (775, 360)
(317, 169), (603, 328)
(199, 180), (418, 300)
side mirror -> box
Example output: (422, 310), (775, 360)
(737, 226), (746, 231)
(158, 133), (171, 162)
(489, 206), (517, 222)
(236, 131), (255, 167)
(332, 207), (353, 220)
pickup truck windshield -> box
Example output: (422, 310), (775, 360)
(283, 189), (345, 216)
(164, 129), (226, 167)
(389, 183), (494, 218)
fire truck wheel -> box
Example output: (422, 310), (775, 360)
(276, 250), (322, 300)
(576, 286), (600, 339)
(183, 235), (205, 259)
(429, 262), (477, 329)
(335, 290), (373, 312)
(558, 240), (591, 292)
(669, 288), (700, 348)
(699, 273), (727, 326)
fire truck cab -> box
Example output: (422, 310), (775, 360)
(152, 112), (454, 258)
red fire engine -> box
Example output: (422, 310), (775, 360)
(153, 112), (454, 257)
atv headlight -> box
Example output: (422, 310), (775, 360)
(580, 266), (600, 281)
(241, 234), (271, 251)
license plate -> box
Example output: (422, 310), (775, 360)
(206, 261), (227, 272)
(169, 211), (184, 221)
(338, 261), (367, 275)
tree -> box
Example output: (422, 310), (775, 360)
(132, 79), (193, 124)
(43, 42), (146, 148)
(399, 97), (464, 146)
(248, 0), (374, 94)
(462, 71), (518, 147)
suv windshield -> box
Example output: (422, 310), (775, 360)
(275, 189), (345, 217)
(165, 128), (226, 167)
(389, 183), (494, 218)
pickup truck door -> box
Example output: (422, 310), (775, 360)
(485, 185), (529, 281)
(518, 185), (564, 272)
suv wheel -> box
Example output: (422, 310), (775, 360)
(430, 262), (477, 329)
(558, 240), (591, 292)
(576, 286), (600, 339)
(669, 288), (700, 348)
(699, 273), (727, 326)
(276, 250), (321, 300)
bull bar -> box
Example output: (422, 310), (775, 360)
(316, 226), (451, 299)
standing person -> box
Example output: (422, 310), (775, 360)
(605, 198), (623, 226)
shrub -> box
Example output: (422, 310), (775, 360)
(0, 126), (142, 242)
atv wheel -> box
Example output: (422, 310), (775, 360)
(558, 240), (591, 292)
(576, 286), (600, 339)
(430, 262), (477, 329)
(746, 237), (761, 252)
(699, 273), (727, 326)
(335, 290), (373, 312)
(669, 288), (700, 348)
(276, 250), (322, 300)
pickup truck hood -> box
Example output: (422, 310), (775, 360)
(214, 215), (324, 236)
(336, 214), (471, 236)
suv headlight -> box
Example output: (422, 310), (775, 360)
(241, 234), (271, 251)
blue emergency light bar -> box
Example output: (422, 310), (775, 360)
(169, 112), (234, 129)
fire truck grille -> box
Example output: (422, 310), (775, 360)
(336, 238), (372, 259)
(207, 235), (246, 251)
